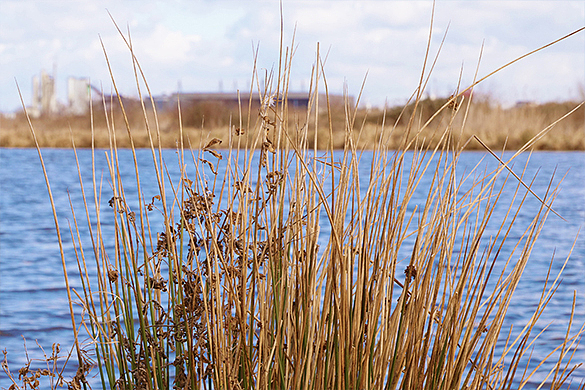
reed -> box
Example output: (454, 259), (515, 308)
(3, 15), (584, 390)
(2, 96), (583, 150)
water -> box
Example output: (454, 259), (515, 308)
(1, 148), (584, 388)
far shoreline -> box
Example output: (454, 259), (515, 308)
(1, 97), (583, 150)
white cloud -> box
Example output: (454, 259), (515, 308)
(133, 24), (201, 64)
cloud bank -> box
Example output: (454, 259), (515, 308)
(1, 0), (583, 112)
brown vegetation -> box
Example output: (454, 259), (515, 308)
(1, 95), (583, 150)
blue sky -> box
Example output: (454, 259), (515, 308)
(0, 0), (584, 112)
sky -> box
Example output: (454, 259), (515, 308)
(0, 0), (584, 113)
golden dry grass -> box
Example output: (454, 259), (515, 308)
(1, 96), (583, 150)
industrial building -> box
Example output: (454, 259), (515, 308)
(149, 92), (351, 113)
(30, 70), (58, 117)
(29, 68), (352, 117)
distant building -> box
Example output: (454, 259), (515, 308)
(28, 71), (353, 117)
(67, 77), (91, 115)
(149, 92), (351, 113)
(30, 70), (58, 117)
(514, 100), (537, 108)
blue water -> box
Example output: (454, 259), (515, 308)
(0, 148), (584, 388)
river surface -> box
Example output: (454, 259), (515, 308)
(1, 148), (584, 388)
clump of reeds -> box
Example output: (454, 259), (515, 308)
(3, 15), (585, 390)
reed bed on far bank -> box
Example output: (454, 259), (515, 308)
(3, 18), (585, 390)
(1, 95), (583, 150)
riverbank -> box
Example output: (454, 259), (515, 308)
(1, 97), (583, 150)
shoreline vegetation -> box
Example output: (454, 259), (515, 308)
(2, 10), (585, 390)
(1, 96), (583, 150)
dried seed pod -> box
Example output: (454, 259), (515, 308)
(206, 149), (222, 160)
(234, 181), (252, 193)
(108, 269), (119, 283)
(203, 137), (222, 149)
(447, 94), (460, 110)
(263, 139), (276, 153)
(404, 265), (417, 281)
